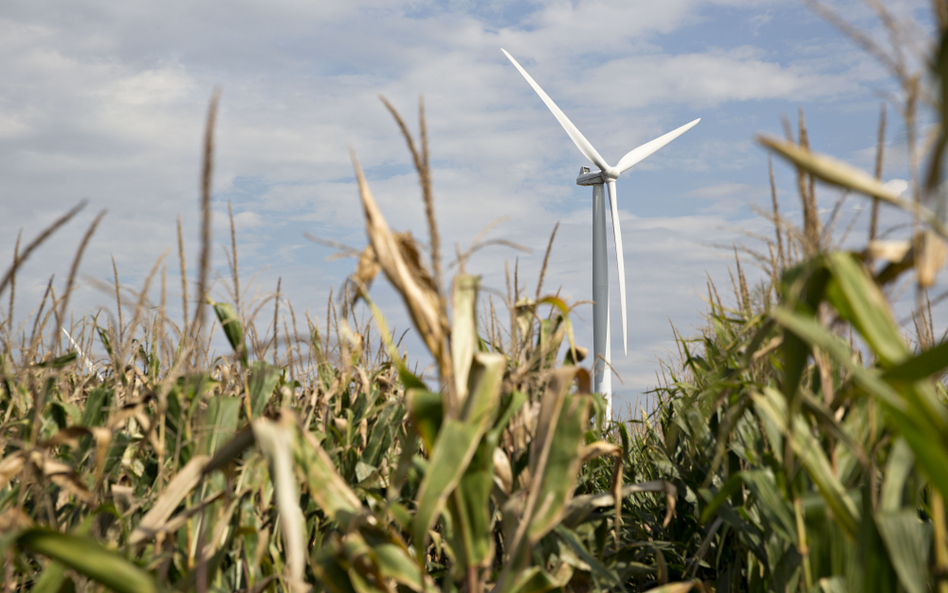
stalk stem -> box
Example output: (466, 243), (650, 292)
(933, 490), (948, 593)
(794, 496), (813, 591)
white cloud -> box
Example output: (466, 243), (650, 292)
(883, 178), (909, 196)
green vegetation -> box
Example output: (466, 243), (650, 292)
(4, 1), (948, 591)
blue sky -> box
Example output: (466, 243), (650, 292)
(0, 0), (937, 413)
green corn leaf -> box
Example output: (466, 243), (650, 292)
(446, 436), (495, 572)
(853, 486), (899, 593)
(96, 325), (113, 358)
(881, 338), (948, 384)
(295, 420), (363, 524)
(78, 386), (111, 428)
(203, 425), (255, 475)
(31, 559), (67, 593)
(460, 353), (505, 425)
(412, 419), (482, 553)
(769, 307), (906, 413)
(698, 473), (743, 525)
(408, 388), (443, 451)
(880, 438), (915, 512)
(361, 291), (427, 391)
(554, 526), (619, 588)
(17, 529), (158, 593)
(823, 252), (908, 368)
(443, 353), (506, 571)
(875, 510), (932, 593)
(371, 540), (431, 591)
(752, 388), (859, 538)
(778, 260), (830, 402)
(739, 470), (797, 544)
(498, 368), (590, 593)
(338, 530), (434, 591)
(32, 351), (77, 369)
(770, 306), (948, 500)
(248, 361), (281, 418)
(489, 389), (527, 440)
(507, 565), (574, 593)
(527, 385), (589, 542)
(410, 355), (503, 557)
(200, 395), (240, 456)
(211, 300), (247, 365)
(312, 545), (360, 593)
(361, 402), (398, 467)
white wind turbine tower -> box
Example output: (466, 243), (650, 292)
(502, 49), (699, 417)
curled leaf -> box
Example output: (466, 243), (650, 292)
(351, 151), (445, 376)
(758, 134), (948, 238)
(581, 441), (621, 463)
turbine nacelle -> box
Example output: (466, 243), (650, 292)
(576, 167), (620, 185)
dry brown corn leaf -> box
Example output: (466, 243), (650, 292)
(395, 231), (437, 293)
(644, 582), (700, 593)
(0, 508), (31, 531)
(351, 151), (444, 363)
(493, 447), (513, 494)
(29, 451), (94, 503)
(581, 441), (621, 463)
(867, 240), (912, 263)
(916, 230), (948, 287)
(452, 275), (479, 407)
(129, 454), (209, 545)
(562, 480), (678, 528)
(0, 452), (26, 490)
(161, 492), (225, 541)
(627, 480), (678, 528)
(252, 416), (306, 593)
(40, 426), (94, 449)
(203, 492), (245, 559)
(350, 243), (382, 300)
(91, 427), (111, 488)
(111, 484), (136, 515)
(872, 231), (948, 287)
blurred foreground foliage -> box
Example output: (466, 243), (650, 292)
(5, 1), (948, 591)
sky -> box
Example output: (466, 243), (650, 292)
(0, 0), (940, 415)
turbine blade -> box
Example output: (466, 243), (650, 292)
(606, 180), (628, 356)
(616, 118), (700, 174)
(501, 49), (610, 172)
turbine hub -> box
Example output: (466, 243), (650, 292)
(602, 166), (619, 181)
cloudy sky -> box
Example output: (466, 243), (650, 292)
(0, 0), (937, 414)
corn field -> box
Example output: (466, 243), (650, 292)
(4, 1), (948, 591)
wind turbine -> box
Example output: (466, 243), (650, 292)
(502, 49), (699, 414)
